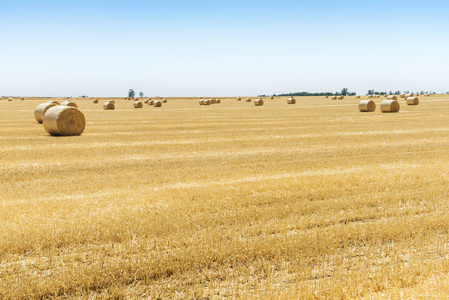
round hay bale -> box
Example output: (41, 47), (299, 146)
(20, 97), (24, 100)
(153, 100), (162, 107)
(237, 97), (241, 101)
(331, 96), (338, 100)
(338, 96), (345, 100)
(47, 100), (60, 105)
(144, 98), (150, 104)
(61, 100), (78, 108)
(254, 99), (264, 106)
(400, 94), (406, 98)
(199, 99), (204, 105)
(8, 98), (12, 102)
(356, 95), (361, 98)
(216, 99), (221, 103)
(103, 102), (115, 110)
(325, 95), (329, 98)
(246, 98), (251, 102)
(287, 97), (296, 104)
(203, 99), (211, 105)
(43, 106), (85, 136)
(93, 99), (98, 103)
(358, 100), (376, 112)
(386, 95), (398, 100)
(211, 99), (217, 104)
(108, 100), (115, 104)
(406, 97), (419, 105)
(162, 99), (167, 103)
(380, 100), (400, 113)
(271, 96), (274, 99)
(34, 102), (59, 123)
(134, 101), (143, 108)
(148, 100), (154, 105)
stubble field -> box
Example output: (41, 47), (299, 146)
(1, 95), (449, 299)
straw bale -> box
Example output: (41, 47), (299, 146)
(162, 99), (167, 103)
(34, 102), (59, 123)
(338, 96), (345, 100)
(134, 101), (143, 108)
(103, 101), (115, 110)
(246, 98), (251, 102)
(61, 100), (78, 108)
(43, 106), (85, 136)
(380, 100), (400, 113)
(153, 100), (162, 107)
(387, 95), (398, 100)
(356, 96), (361, 98)
(93, 99), (99, 103)
(287, 97), (296, 104)
(199, 99), (204, 105)
(406, 97), (419, 105)
(254, 99), (264, 106)
(203, 99), (211, 105)
(358, 100), (376, 112)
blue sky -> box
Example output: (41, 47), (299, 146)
(1, 0), (448, 97)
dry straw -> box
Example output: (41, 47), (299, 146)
(338, 96), (345, 100)
(61, 100), (78, 108)
(237, 97), (241, 101)
(271, 96), (274, 99)
(93, 99), (98, 103)
(211, 99), (216, 104)
(254, 99), (264, 106)
(34, 102), (59, 123)
(325, 95), (329, 98)
(246, 98), (251, 102)
(358, 100), (376, 112)
(43, 106), (86, 136)
(203, 99), (211, 105)
(20, 97), (24, 100)
(162, 99), (167, 103)
(287, 97), (296, 104)
(216, 99), (221, 103)
(8, 98), (12, 101)
(380, 100), (400, 113)
(153, 100), (162, 107)
(148, 100), (154, 105)
(406, 97), (419, 105)
(103, 101), (115, 110)
(331, 96), (338, 100)
(199, 99), (204, 105)
(387, 95), (398, 101)
(134, 101), (143, 108)
(356, 95), (361, 98)
(47, 100), (60, 105)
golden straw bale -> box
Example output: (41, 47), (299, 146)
(237, 97), (241, 101)
(386, 95), (398, 100)
(356, 96), (361, 98)
(47, 100), (60, 105)
(61, 100), (78, 108)
(20, 97), (24, 100)
(380, 100), (400, 113)
(199, 100), (204, 105)
(8, 98), (12, 101)
(254, 99), (264, 106)
(93, 99), (98, 103)
(287, 97), (296, 104)
(148, 100), (154, 105)
(338, 96), (345, 100)
(358, 100), (376, 112)
(331, 96), (338, 100)
(103, 101), (115, 110)
(43, 106), (85, 136)
(153, 100), (162, 107)
(34, 102), (59, 123)
(406, 97), (419, 105)
(203, 99), (211, 105)
(271, 96), (274, 99)
(162, 99), (167, 103)
(108, 100), (115, 104)
(216, 99), (221, 103)
(325, 95), (329, 98)
(134, 101), (143, 108)
(210, 99), (216, 104)
(246, 98), (251, 102)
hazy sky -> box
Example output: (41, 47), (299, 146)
(1, 0), (448, 97)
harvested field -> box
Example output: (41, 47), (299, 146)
(1, 95), (449, 298)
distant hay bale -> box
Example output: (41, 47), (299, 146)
(61, 100), (78, 108)
(368, 95), (374, 98)
(43, 106), (86, 136)
(153, 100), (162, 107)
(162, 99), (167, 103)
(386, 95), (398, 100)
(47, 100), (60, 105)
(199, 99), (204, 105)
(237, 97), (241, 101)
(109, 100), (115, 104)
(93, 99), (98, 103)
(287, 97), (296, 104)
(425, 94), (430, 97)
(325, 95), (329, 98)
(380, 100), (400, 113)
(338, 96), (345, 100)
(356, 95), (361, 98)
(216, 99), (221, 103)
(8, 98), (12, 101)
(246, 98), (251, 102)
(404, 93), (414, 99)
(148, 100), (154, 105)
(34, 102), (59, 123)
(144, 98), (151, 104)
(211, 99), (216, 104)
(254, 99), (264, 106)
(376, 95), (380, 98)
(331, 96), (338, 100)
(134, 101), (143, 108)
(20, 97), (24, 100)
(103, 101), (115, 110)
(406, 97), (419, 105)
(203, 99), (211, 105)
(271, 96), (274, 99)
(358, 100), (376, 112)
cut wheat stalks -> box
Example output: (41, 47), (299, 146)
(358, 100), (376, 112)
(34, 102), (59, 123)
(406, 97), (419, 105)
(380, 100), (400, 113)
(43, 106), (86, 136)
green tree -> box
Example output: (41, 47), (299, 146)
(139, 91), (144, 98)
(128, 89), (135, 98)
(341, 88), (348, 96)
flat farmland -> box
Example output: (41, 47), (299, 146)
(2, 95), (449, 298)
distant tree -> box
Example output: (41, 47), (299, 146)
(128, 89), (135, 98)
(404, 90), (410, 94)
(341, 88), (349, 96)
(394, 90), (401, 95)
(367, 89), (374, 95)
(139, 91), (144, 98)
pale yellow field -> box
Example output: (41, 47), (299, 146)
(1, 95), (449, 299)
